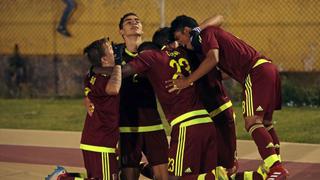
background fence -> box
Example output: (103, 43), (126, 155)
(0, 0), (319, 99)
(1, 0), (319, 71)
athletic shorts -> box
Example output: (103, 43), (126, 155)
(168, 118), (217, 177)
(82, 148), (118, 180)
(242, 60), (282, 121)
(119, 129), (168, 167)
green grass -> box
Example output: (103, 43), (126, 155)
(0, 99), (86, 131)
(233, 105), (320, 144)
(0, 99), (319, 144)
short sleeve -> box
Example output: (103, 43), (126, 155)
(201, 27), (219, 55)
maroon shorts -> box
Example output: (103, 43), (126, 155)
(82, 150), (118, 180)
(119, 130), (168, 167)
(242, 62), (282, 121)
(213, 108), (237, 169)
(168, 120), (217, 177)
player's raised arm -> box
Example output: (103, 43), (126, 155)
(102, 42), (123, 95)
(198, 14), (224, 31)
(105, 64), (121, 95)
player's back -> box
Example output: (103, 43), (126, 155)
(201, 26), (267, 83)
(130, 47), (204, 123)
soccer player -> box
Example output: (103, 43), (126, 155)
(85, 12), (169, 180)
(167, 15), (288, 180)
(115, 12), (169, 180)
(46, 37), (122, 180)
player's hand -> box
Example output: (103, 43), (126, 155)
(112, 43), (124, 65)
(165, 74), (191, 94)
(190, 27), (202, 53)
(84, 97), (94, 116)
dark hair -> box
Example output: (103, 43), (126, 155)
(83, 38), (108, 67)
(137, 41), (160, 53)
(119, 12), (138, 29)
(170, 15), (198, 33)
(152, 27), (172, 48)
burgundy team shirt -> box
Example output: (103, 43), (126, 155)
(81, 74), (120, 147)
(201, 26), (267, 83)
(129, 47), (204, 123)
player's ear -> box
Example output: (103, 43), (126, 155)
(101, 56), (107, 64)
(182, 27), (189, 36)
(119, 29), (124, 36)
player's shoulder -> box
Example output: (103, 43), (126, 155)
(139, 49), (161, 56)
(201, 26), (222, 35)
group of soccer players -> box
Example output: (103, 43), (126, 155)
(46, 12), (289, 180)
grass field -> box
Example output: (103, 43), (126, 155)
(1, 99), (319, 144)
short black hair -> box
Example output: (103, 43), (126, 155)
(137, 41), (160, 53)
(170, 15), (198, 33)
(119, 12), (138, 30)
(83, 38), (108, 67)
(152, 27), (172, 48)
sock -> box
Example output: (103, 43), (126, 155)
(266, 126), (280, 155)
(250, 125), (276, 159)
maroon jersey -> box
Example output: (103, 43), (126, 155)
(129, 47), (204, 123)
(201, 26), (267, 83)
(81, 74), (120, 147)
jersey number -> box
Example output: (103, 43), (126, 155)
(168, 158), (175, 172)
(169, 58), (191, 79)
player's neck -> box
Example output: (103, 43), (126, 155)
(124, 36), (142, 52)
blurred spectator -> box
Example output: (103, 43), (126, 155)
(57, 0), (77, 37)
(5, 44), (27, 97)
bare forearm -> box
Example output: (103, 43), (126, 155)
(187, 49), (219, 84)
(187, 57), (217, 84)
(198, 15), (224, 30)
(105, 65), (121, 95)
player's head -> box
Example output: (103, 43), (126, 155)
(152, 27), (178, 49)
(119, 12), (143, 38)
(83, 37), (115, 67)
(152, 27), (171, 48)
(170, 15), (198, 49)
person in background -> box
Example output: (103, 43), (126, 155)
(57, 0), (76, 37)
